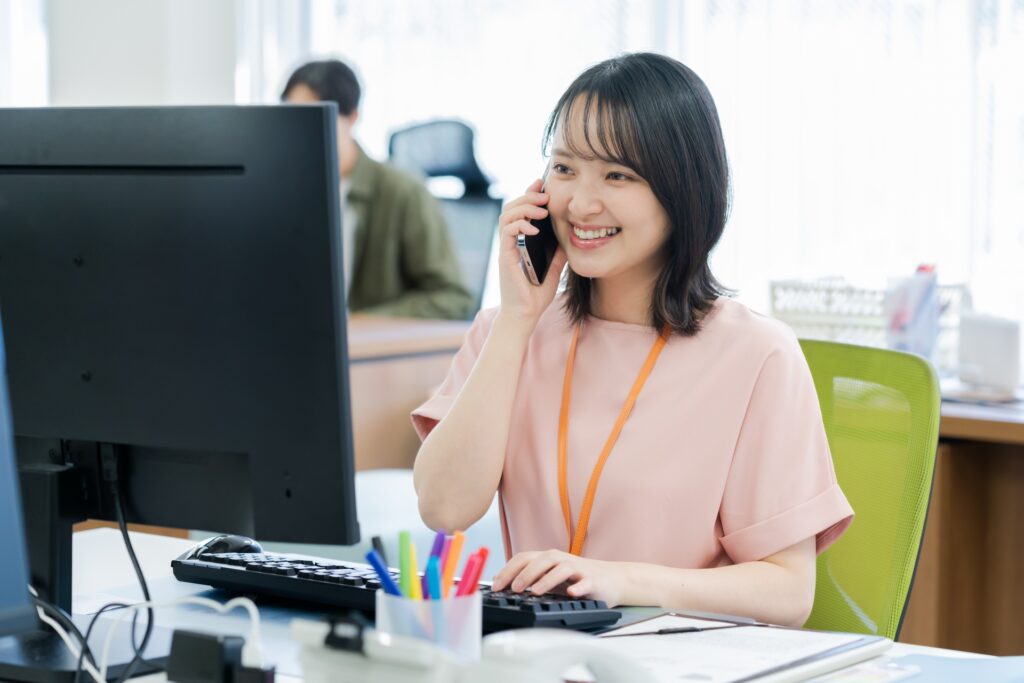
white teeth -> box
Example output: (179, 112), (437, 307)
(573, 226), (621, 240)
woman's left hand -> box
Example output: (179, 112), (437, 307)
(490, 549), (628, 607)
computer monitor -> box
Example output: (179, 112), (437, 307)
(0, 105), (360, 676)
(0, 318), (36, 638)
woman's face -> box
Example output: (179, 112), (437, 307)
(546, 110), (671, 285)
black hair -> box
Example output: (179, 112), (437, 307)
(544, 52), (731, 336)
(281, 59), (361, 116)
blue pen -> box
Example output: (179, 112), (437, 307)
(365, 549), (403, 597)
(426, 555), (443, 601)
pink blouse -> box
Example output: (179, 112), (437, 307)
(412, 296), (853, 568)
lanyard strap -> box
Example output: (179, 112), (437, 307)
(557, 323), (670, 556)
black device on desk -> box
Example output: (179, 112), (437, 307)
(172, 542), (622, 632)
(0, 105), (356, 681)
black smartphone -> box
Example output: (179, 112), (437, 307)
(517, 191), (559, 286)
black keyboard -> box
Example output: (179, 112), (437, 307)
(172, 550), (622, 632)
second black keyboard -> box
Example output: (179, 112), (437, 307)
(171, 549), (622, 632)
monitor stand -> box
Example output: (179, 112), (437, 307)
(0, 464), (171, 682)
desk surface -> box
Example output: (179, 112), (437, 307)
(940, 400), (1024, 446)
(71, 529), (981, 681)
(347, 315), (472, 362)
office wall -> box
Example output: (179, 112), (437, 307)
(47, 0), (236, 106)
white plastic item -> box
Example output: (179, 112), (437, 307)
(465, 628), (653, 683)
(958, 312), (1021, 396)
(293, 618), (459, 683)
(291, 618), (652, 683)
(376, 590), (482, 662)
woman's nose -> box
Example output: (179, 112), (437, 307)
(567, 183), (604, 219)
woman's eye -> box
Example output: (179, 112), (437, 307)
(552, 163), (571, 175)
(607, 172), (631, 181)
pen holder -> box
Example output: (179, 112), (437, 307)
(375, 589), (482, 662)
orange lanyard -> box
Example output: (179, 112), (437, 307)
(557, 323), (670, 556)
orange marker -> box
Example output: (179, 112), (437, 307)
(442, 531), (465, 598)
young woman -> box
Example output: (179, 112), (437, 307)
(411, 53), (852, 627)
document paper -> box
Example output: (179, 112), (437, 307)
(596, 615), (875, 683)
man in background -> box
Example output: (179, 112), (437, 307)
(282, 59), (473, 319)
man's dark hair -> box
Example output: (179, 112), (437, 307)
(281, 59), (361, 116)
(544, 52), (731, 337)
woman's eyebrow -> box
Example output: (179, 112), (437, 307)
(552, 146), (601, 162)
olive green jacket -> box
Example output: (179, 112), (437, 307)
(346, 147), (474, 319)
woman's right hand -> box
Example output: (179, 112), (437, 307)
(496, 179), (568, 329)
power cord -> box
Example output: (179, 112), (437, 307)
(99, 446), (155, 683)
(32, 446), (266, 682)
(110, 483), (153, 682)
(27, 587), (106, 683)
(96, 596), (264, 681)
(74, 602), (129, 683)
(30, 590), (264, 683)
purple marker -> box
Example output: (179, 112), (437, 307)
(421, 530), (447, 598)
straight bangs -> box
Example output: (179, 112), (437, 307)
(543, 90), (647, 179)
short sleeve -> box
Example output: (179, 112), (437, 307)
(410, 307), (498, 441)
(718, 336), (854, 564)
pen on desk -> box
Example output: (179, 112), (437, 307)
(365, 549), (402, 597)
(408, 543), (423, 600)
(371, 535), (389, 567)
(442, 531), (464, 598)
(398, 531), (411, 598)
(601, 625), (741, 638)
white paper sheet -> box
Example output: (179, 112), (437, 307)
(594, 615), (876, 683)
(598, 614), (738, 637)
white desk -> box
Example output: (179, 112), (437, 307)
(71, 529), (982, 682)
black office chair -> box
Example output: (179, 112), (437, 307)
(388, 120), (501, 314)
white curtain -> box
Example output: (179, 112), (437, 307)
(238, 0), (1024, 316)
(0, 0), (48, 106)
(234, 0), (313, 104)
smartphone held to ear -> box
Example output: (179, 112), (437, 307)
(517, 210), (559, 286)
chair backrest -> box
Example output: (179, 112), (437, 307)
(800, 339), (941, 640)
(437, 196), (501, 312)
(388, 119), (500, 314)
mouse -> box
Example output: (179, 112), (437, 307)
(191, 533), (263, 557)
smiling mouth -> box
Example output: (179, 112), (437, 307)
(572, 225), (622, 240)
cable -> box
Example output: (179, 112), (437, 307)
(110, 483), (154, 683)
(28, 589), (106, 683)
(74, 602), (129, 683)
(30, 591), (263, 683)
(27, 593), (94, 666)
(97, 595), (263, 682)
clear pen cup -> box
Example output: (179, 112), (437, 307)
(374, 589), (482, 662)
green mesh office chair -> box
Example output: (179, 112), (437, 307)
(800, 339), (941, 640)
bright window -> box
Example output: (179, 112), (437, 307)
(241, 0), (1024, 317)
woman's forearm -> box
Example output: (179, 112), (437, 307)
(413, 313), (534, 532)
(618, 540), (817, 627)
